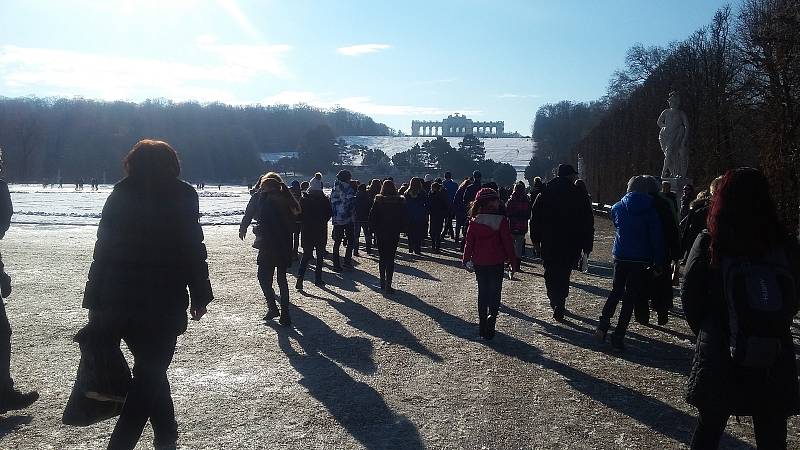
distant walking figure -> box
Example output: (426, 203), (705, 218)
(330, 170), (356, 271)
(296, 173), (332, 289)
(0, 149), (38, 415)
(240, 172), (300, 326)
(530, 164), (594, 321)
(682, 168), (799, 449)
(404, 177), (428, 255)
(83, 140), (213, 449)
(463, 187), (516, 339)
(369, 180), (407, 294)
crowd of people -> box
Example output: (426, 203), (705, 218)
(0, 139), (796, 449)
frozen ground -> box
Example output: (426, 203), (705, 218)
(0, 219), (797, 449)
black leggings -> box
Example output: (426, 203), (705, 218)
(691, 409), (787, 449)
(257, 263), (289, 312)
(376, 235), (399, 286)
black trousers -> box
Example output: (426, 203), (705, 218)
(297, 243), (325, 282)
(408, 220), (426, 253)
(543, 262), (573, 313)
(429, 217), (444, 251)
(376, 235), (399, 287)
(599, 261), (649, 339)
(475, 264), (504, 320)
(292, 229), (300, 258)
(0, 297), (12, 391)
(257, 263), (289, 312)
(108, 323), (178, 450)
(442, 211), (454, 238)
(354, 222), (372, 253)
(332, 224), (354, 265)
(455, 214), (467, 242)
(691, 409), (787, 450)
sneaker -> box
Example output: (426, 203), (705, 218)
(610, 336), (625, 353)
(263, 308), (280, 321)
(594, 326), (607, 343)
(0, 273), (11, 298)
(0, 389), (38, 413)
(553, 308), (565, 323)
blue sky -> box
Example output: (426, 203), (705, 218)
(0, 0), (737, 134)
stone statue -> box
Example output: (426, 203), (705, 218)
(657, 91), (689, 178)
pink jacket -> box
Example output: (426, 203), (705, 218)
(463, 214), (516, 267)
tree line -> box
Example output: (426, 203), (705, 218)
(0, 97), (394, 183)
(528, 0), (799, 231)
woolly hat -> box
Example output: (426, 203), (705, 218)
(475, 187), (499, 201)
(290, 180), (301, 189)
(308, 173), (324, 192)
(424, 174), (432, 182)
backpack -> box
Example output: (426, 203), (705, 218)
(721, 248), (796, 368)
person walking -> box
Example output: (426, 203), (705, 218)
(83, 140), (214, 449)
(296, 173), (332, 289)
(453, 178), (473, 244)
(594, 176), (665, 352)
(289, 180), (302, 261)
(354, 183), (372, 256)
(505, 181), (530, 272)
(530, 164), (594, 321)
(240, 172), (300, 326)
(330, 170), (356, 271)
(428, 182), (449, 253)
(679, 183), (694, 221)
(0, 150), (38, 415)
(462, 188), (516, 339)
(441, 171), (459, 240)
(641, 175), (680, 326)
(681, 168), (799, 449)
(404, 177), (428, 255)
(366, 179), (382, 249)
(369, 180), (407, 294)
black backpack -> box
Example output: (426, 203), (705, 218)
(721, 248), (796, 368)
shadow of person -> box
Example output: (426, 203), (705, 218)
(586, 261), (614, 278)
(569, 280), (612, 298)
(273, 308), (424, 449)
(320, 287), (443, 362)
(0, 415), (32, 438)
(388, 291), (743, 446)
(393, 264), (440, 281)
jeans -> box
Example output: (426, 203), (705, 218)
(512, 234), (525, 266)
(691, 409), (787, 450)
(332, 223), (354, 266)
(257, 263), (289, 313)
(297, 243), (325, 282)
(543, 262), (573, 313)
(599, 261), (649, 339)
(475, 264), (504, 321)
(108, 323), (178, 450)
(376, 235), (399, 287)
(354, 222), (372, 253)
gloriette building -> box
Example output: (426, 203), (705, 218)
(411, 113), (505, 137)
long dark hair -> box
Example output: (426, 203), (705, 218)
(707, 167), (786, 265)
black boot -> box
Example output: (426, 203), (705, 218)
(485, 315), (497, 340)
(0, 388), (38, 413)
(314, 274), (324, 288)
(295, 276), (303, 291)
(478, 317), (487, 339)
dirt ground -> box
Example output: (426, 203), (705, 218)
(0, 218), (797, 449)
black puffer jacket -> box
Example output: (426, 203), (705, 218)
(369, 194), (407, 239)
(681, 232), (800, 415)
(530, 176), (594, 265)
(299, 190), (332, 249)
(241, 191), (297, 267)
(83, 177), (213, 334)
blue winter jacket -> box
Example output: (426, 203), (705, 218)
(611, 192), (666, 265)
(442, 178), (459, 205)
(404, 191), (429, 224)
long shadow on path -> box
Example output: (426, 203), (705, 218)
(0, 415), (31, 439)
(273, 308), (424, 449)
(389, 291), (748, 447)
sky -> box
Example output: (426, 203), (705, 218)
(0, 0), (738, 135)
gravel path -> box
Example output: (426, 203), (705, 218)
(0, 219), (797, 449)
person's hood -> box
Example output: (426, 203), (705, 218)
(620, 191), (653, 214)
(473, 213), (504, 231)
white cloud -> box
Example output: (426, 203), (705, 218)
(260, 91), (481, 117)
(337, 44), (391, 56)
(0, 39), (291, 101)
(497, 93), (541, 99)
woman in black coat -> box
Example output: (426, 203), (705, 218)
(681, 168), (799, 449)
(369, 180), (407, 294)
(296, 173), (332, 289)
(83, 140), (213, 449)
(240, 172), (300, 326)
